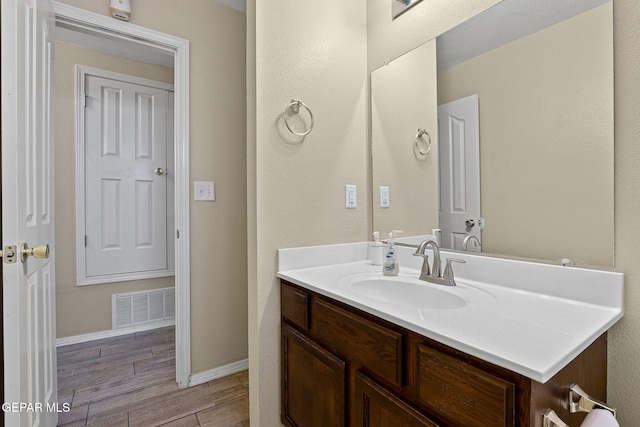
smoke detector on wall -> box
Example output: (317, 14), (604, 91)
(110, 0), (131, 21)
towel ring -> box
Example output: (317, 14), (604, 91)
(284, 99), (314, 136)
(415, 128), (431, 156)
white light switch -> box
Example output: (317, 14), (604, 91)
(379, 186), (390, 208)
(345, 185), (357, 209)
(194, 181), (215, 201)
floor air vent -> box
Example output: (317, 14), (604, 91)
(112, 287), (175, 329)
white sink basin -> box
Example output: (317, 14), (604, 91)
(338, 273), (466, 309)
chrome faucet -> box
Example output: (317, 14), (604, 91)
(413, 239), (465, 286)
(462, 235), (481, 251)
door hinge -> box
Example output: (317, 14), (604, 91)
(176, 230), (180, 239)
(83, 95), (88, 107)
(84, 235), (87, 247)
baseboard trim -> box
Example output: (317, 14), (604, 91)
(56, 319), (176, 347)
(188, 359), (249, 387)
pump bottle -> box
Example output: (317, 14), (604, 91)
(383, 230), (402, 276)
(370, 231), (384, 266)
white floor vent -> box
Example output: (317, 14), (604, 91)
(112, 287), (175, 329)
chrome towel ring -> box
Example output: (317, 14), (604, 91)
(284, 99), (314, 136)
(415, 128), (431, 156)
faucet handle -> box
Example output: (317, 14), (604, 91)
(413, 252), (430, 277)
(443, 258), (466, 281)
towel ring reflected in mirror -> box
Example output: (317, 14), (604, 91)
(284, 99), (314, 137)
(415, 128), (431, 156)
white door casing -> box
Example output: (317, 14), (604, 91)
(78, 69), (174, 285)
(2, 0), (58, 425)
(438, 95), (482, 251)
(51, 1), (192, 388)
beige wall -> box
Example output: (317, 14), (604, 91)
(437, 4), (613, 265)
(610, 1), (640, 424)
(248, 0), (368, 424)
(56, 0), (248, 375)
(249, 0), (640, 425)
(54, 41), (175, 338)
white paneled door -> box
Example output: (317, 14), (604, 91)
(83, 74), (171, 279)
(438, 95), (481, 251)
(2, 0), (58, 426)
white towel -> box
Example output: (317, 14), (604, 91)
(580, 409), (619, 427)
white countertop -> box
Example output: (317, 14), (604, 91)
(277, 242), (624, 383)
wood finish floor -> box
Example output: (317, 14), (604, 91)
(56, 326), (250, 427)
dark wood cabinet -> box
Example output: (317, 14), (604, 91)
(354, 371), (438, 427)
(282, 323), (346, 427)
(313, 298), (403, 388)
(281, 280), (607, 427)
(416, 344), (515, 427)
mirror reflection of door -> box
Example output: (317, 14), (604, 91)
(438, 95), (481, 251)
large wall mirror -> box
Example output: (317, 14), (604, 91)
(371, 0), (614, 266)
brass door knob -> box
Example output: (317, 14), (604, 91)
(20, 243), (50, 262)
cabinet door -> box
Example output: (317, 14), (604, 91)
(282, 323), (346, 427)
(354, 371), (438, 427)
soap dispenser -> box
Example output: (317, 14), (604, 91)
(383, 230), (403, 276)
(370, 231), (384, 266)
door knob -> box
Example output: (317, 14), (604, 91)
(465, 219), (475, 228)
(154, 167), (165, 175)
(19, 243), (50, 263)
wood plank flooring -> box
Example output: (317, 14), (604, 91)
(56, 326), (249, 427)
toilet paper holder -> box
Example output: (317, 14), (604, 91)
(569, 384), (616, 418)
(543, 409), (569, 427)
(543, 383), (617, 427)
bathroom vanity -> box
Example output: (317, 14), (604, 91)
(278, 243), (623, 427)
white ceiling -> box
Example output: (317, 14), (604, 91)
(55, 23), (176, 67)
(437, 0), (610, 71)
(211, 0), (246, 13)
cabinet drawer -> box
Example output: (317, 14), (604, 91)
(417, 344), (515, 427)
(281, 282), (309, 329)
(313, 298), (403, 387)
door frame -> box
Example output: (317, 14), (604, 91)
(52, 2), (192, 388)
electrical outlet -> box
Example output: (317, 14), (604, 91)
(379, 186), (390, 208)
(194, 181), (215, 201)
(345, 185), (357, 209)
